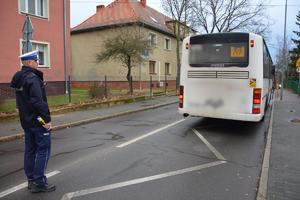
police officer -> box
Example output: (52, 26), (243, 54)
(10, 50), (56, 193)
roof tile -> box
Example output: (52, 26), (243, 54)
(72, 0), (173, 34)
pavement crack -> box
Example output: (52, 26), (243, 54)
(170, 147), (258, 169)
(141, 143), (219, 162)
(115, 119), (168, 127)
(0, 143), (105, 180)
(169, 146), (220, 162)
(51, 143), (105, 158)
(0, 149), (23, 155)
(225, 159), (259, 169)
(105, 157), (149, 180)
(106, 132), (125, 140)
(87, 132), (124, 141)
(0, 167), (23, 180)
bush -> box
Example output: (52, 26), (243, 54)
(0, 97), (4, 109)
(0, 92), (5, 107)
(88, 83), (107, 99)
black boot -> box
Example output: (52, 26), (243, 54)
(27, 180), (34, 190)
(30, 183), (56, 193)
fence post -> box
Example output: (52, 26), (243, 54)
(104, 75), (108, 99)
(130, 76), (133, 96)
(176, 76), (179, 93)
(150, 75), (153, 98)
(165, 75), (167, 95)
(68, 75), (71, 103)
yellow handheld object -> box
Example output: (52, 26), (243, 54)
(37, 116), (46, 125)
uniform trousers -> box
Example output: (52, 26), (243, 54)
(24, 126), (51, 185)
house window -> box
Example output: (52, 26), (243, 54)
(149, 61), (156, 74)
(33, 43), (48, 67)
(165, 38), (171, 50)
(22, 41), (50, 67)
(20, 0), (48, 18)
(149, 33), (157, 47)
(165, 63), (171, 75)
(179, 41), (182, 54)
(141, 49), (149, 58)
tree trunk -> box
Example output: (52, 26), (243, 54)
(126, 56), (133, 94)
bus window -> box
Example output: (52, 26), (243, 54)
(189, 34), (249, 68)
(263, 44), (271, 78)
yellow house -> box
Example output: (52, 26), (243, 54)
(71, 0), (181, 90)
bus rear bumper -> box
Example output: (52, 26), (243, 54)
(178, 109), (263, 122)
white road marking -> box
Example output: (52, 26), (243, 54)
(117, 118), (186, 148)
(192, 128), (226, 161)
(256, 103), (274, 200)
(61, 161), (226, 200)
(0, 170), (61, 198)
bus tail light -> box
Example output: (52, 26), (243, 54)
(179, 85), (184, 108)
(185, 43), (189, 49)
(250, 40), (254, 48)
(252, 88), (261, 114)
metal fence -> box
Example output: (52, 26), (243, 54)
(0, 75), (178, 101)
(286, 80), (300, 94)
(71, 75), (178, 97)
(0, 87), (15, 100)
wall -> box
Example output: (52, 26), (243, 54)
(71, 25), (177, 88)
(0, 0), (71, 96)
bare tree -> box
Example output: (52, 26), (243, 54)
(96, 26), (152, 93)
(190, 0), (271, 37)
(274, 35), (292, 74)
(162, 0), (193, 24)
(162, 0), (193, 89)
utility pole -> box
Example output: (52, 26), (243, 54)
(280, 0), (288, 100)
(63, 0), (68, 94)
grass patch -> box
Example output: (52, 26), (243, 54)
(0, 88), (176, 113)
(48, 89), (90, 106)
(0, 99), (16, 113)
(0, 89), (91, 113)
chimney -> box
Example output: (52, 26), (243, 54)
(96, 5), (105, 13)
(141, 0), (146, 7)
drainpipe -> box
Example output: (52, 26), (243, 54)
(158, 61), (161, 83)
(63, 0), (68, 94)
(139, 25), (142, 91)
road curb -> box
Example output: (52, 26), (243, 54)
(0, 100), (178, 143)
(256, 97), (275, 200)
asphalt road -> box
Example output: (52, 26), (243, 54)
(0, 104), (272, 200)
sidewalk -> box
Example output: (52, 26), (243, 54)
(267, 89), (300, 200)
(0, 95), (178, 142)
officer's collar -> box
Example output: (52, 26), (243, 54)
(22, 65), (44, 80)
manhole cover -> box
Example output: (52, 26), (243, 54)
(291, 118), (300, 123)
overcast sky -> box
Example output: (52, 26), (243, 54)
(70, 0), (300, 62)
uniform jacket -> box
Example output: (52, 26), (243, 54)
(10, 66), (51, 129)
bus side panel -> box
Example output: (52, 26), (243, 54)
(249, 34), (264, 116)
(249, 33), (271, 117)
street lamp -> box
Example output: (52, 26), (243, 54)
(280, 0), (288, 100)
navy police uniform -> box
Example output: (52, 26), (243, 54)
(10, 51), (52, 189)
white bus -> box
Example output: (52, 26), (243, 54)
(178, 32), (274, 122)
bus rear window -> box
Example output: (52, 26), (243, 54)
(189, 34), (249, 67)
